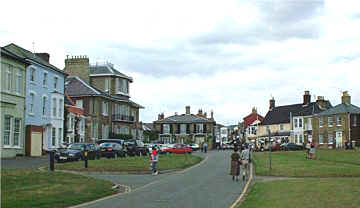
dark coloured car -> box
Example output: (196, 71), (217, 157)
(124, 139), (149, 156)
(281, 143), (304, 151)
(55, 143), (100, 162)
(99, 142), (126, 158)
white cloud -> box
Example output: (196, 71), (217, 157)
(1, 0), (360, 125)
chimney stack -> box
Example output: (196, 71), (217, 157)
(204, 112), (207, 118)
(316, 96), (326, 109)
(160, 113), (165, 119)
(269, 97), (275, 110)
(36, 53), (50, 63)
(252, 107), (257, 114)
(186, 106), (191, 115)
(211, 110), (214, 119)
(342, 91), (351, 105)
(303, 90), (311, 105)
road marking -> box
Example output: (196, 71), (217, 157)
(229, 163), (253, 208)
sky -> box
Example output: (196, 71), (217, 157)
(1, 0), (360, 125)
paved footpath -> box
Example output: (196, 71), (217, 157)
(75, 150), (246, 208)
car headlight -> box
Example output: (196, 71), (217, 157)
(69, 153), (75, 157)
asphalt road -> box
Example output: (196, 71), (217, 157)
(76, 150), (246, 208)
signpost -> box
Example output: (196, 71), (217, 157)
(267, 129), (272, 171)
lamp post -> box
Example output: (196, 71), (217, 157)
(267, 129), (272, 171)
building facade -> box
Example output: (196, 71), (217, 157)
(153, 106), (216, 147)
(4, 44), (67, 153)
(64, 94), (86, 144)
(64, 57), (143, 142)
(312, 91), (360, 148)
(1, 48), (28, 158)
(243, 107), (264, 143)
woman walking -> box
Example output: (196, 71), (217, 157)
(230, 148), (241, 181)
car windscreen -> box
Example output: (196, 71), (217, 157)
(68, 144), (84, 150)
(100, 143), (115, 147)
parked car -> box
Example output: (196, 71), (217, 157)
(99, 142), (126, 158)
(96, 139), (125, 146)
(189, 143), (200, 151)
(55, 143), (100, 162)
(163, 144), (193, 154)
(280, 143), (304, 151)
(124, 139), (149, 156)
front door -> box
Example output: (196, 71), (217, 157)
(336, 131), (343, 148)
(31, 132), (42, 156)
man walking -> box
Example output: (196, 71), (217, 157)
(203, 142), (208, 153)
(240, 146), (250, 181)
(151, 147), (159, 175)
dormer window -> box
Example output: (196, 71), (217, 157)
(116, 78), (129, 95)
(105, 78), (110, 92)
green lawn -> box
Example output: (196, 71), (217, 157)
(254, 150), (360, 177)
(56, 154), (202, 172)
(240, 178), (360, 208)
(1, 169), (117, 208)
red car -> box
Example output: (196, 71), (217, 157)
(163, 144), (193, 154)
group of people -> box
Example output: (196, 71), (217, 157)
(230, 144), (251, 182)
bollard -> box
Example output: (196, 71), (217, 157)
(84, 150), (88, 168)
(49, 150), (55, 171)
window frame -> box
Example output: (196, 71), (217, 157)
(43, 72), (48, 87)
(42, 95), (48, 116)
(4, 115), (12, 147)
(58, 99), (63, 118)
(319, 134), (323, 144)
(163, 124), (170, 134)
(328, 116), (333, 127)
(336, 116), (342, 126)
(328, 133), (334, 144)
(54, 76), (58, 90)
(319, 117), (323, 128)
(15, 70), (23, 95)
(6, 64), (12, 92)
(13, 118), (21, 147)
(29, 92), (36, 115)
(52, 98), (57, 117)
(30, 67), (36, 82)
(52, 127), (56, 147)
(102, 101), (108, 116)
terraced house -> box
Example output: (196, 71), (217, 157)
(4, 44), (67, 154)
(258, 91), (331, 146)
(153, 106), (216, 147)
(1, 47), (29, 158)
(312, 91), (360, 148)
(64, 56), (143, 142)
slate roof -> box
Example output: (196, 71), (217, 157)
(89, 63), (133, 82)
(3, 43), (66, 75)
(143, 123), (155, 131)
(262, 101), (332, 125)
(1, 47), (29, 64)
(155, 114), (214, 124)
(65, 76), (144, 108)
(317, 103), (360, 116)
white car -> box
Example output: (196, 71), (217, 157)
(189, 144), (200, 151)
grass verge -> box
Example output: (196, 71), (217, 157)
(240, 178), (360, 208)
(56, 154), (203, 172)
(254, 150), (360, 177)
(1, 168), (117, 208)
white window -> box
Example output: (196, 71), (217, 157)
(337, 116), (342, 126)
(163, 124), (170, 134)
(52, 127), (56, 146)
(54, 77), (58, 89)
(307, 118), (312, 130)
(319, 134), (323, 144)
(180, 124), (186, 134)
(42, 96), (47, 116)
(328, 117), (333, 127)
(105, 78), (110, 92)
(299, 118), (303, 128)
(102, 101), (108, 116)
(319, 118), (323, 128)
(116, 78), (129, 94)
(13, 118), (21, 147)
(294, 118), (298, 128)
(6, 65), (12, 91)
(328, 134), (334, 144)
(76, 99), (83, 108)
(58, 99), (63, 118)
(29, 93), (35, 114)
(16, 71), (22, 94)
(43, 72), (48, 87)
(58, 128), (62, 144)
(354, 115), (357, 127)
(52, 98), (57, 117)
(4, 115), (12, 146)
(196, 124), (204, 133)
(30, 67), (36, 82)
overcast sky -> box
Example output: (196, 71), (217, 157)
(1, 0), (360, 125)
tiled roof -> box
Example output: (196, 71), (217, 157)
(65, 76), (101, 96)
(89, 63), (133, 82)
(318, 103), (360, 116)
(65, 76), (144, 109)
(155, 114), (214, 124)
(243, 113), (264, 127)
(262, 101), (331, 125)
(3, 43), (66, 75)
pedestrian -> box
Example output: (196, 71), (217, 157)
(203, 142), (208, 153)
(230, 147), (241, 181)
(150, 147), (159, 175)
(305, 142), (311, 159)
(240, 146), (250, 181)
(309, 143), (316, 159)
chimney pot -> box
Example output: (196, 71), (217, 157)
(342, 91), (351, 105)
(269, 97), (275, 110)
(186, 106), (190, 115)
(303, 90), (311, 105)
